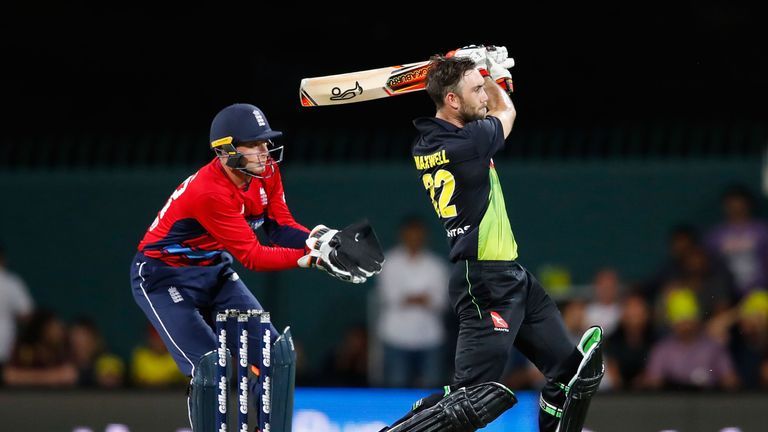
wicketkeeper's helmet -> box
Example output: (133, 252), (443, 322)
(209, 103), (284, 178)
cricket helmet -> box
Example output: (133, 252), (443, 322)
(209, 103), (284, 178)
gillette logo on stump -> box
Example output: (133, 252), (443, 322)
(491, 311), (509, 332)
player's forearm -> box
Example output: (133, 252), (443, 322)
(263, 219), (310, 248)
(485, 78), (516, 135)
(236, 242), (305, 272)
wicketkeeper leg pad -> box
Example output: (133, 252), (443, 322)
(556, 326), (604, 432)
(189, 350), (231, 432)
(387, 382), (517, 432)
(269, 326), (297, 432)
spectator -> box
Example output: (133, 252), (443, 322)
(705, 184), (768, 299)
(68, 317), (125, 388)
(642, 224), (736, 315)
(585, 268), (623, 337)
(2, 308), (76, 387)
(320, 324), (369, 387)
(130, 324), (187, 388)
(644, 289), (739, 391)
(678, 245), (736, 319)
(605, 293), (657, 390)
(0, 242), (34, 369)
(642, 224), (701, 300)
(373, 216), (449, 388)
(501, 347), (544, 391)
(292, 338), (318, 387)
(559, 298), (587, 345)
(728, 290), (768, 389)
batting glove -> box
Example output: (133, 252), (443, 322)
(484, 50), (514, 94)
(446, 44), (489, 74)
(485, 45), (515, 69)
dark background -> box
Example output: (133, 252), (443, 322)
(2, 4), (766, 378)
(5, 3), (766, 145)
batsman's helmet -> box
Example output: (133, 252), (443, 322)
(209, 103), (284, 178)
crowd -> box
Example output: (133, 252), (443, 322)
(1, 184), (767, 392)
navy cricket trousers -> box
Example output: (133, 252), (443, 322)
(129, 251), (278, 378)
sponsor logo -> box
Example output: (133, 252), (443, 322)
(262, 375), (272, 414)
(217, 375), (228, 415)
(412, 398), (424, 410)
(262, 329), (271, 367)
(247, 217), (264, 231)
(491, 311), (509, 332)
(168, 286), (183, 303)
(260, 187), (268, 206)
(447, 225), (471, 238)
(387, 64), (430, 92)
(239, 330), (248, 367)
(239, 374), (249, 415)
(330, 81), (363, 100)
(217, 329), (227, 366)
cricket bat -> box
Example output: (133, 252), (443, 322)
(299, 60), (431, 107)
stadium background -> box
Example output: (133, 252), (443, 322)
(2, 4), (766, 431)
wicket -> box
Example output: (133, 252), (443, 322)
(215, 309), (272, 432)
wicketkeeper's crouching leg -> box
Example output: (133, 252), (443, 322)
(379, 382), (517, 432)
(539, 326), (604, 432)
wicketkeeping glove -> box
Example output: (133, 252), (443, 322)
(329, 219), (385, 278)
(298, 224), (366, 283)
(298, 221), (385, 284)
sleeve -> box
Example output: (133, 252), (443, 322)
(463, 116), (505, 160)
(262, 168), (310, 249)
(195, 192), (304, 272)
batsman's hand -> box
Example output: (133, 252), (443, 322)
(484, 47), (514, 94)
(485, 45), (515, 69)
(446, 44), (487, 69)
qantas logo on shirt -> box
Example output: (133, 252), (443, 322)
(491, 311), (509, 332)
(447, 225), (471, 238)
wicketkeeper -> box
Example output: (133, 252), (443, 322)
(129, 102), (385, 431)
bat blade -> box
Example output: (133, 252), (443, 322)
(300, 60), (431, 107)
